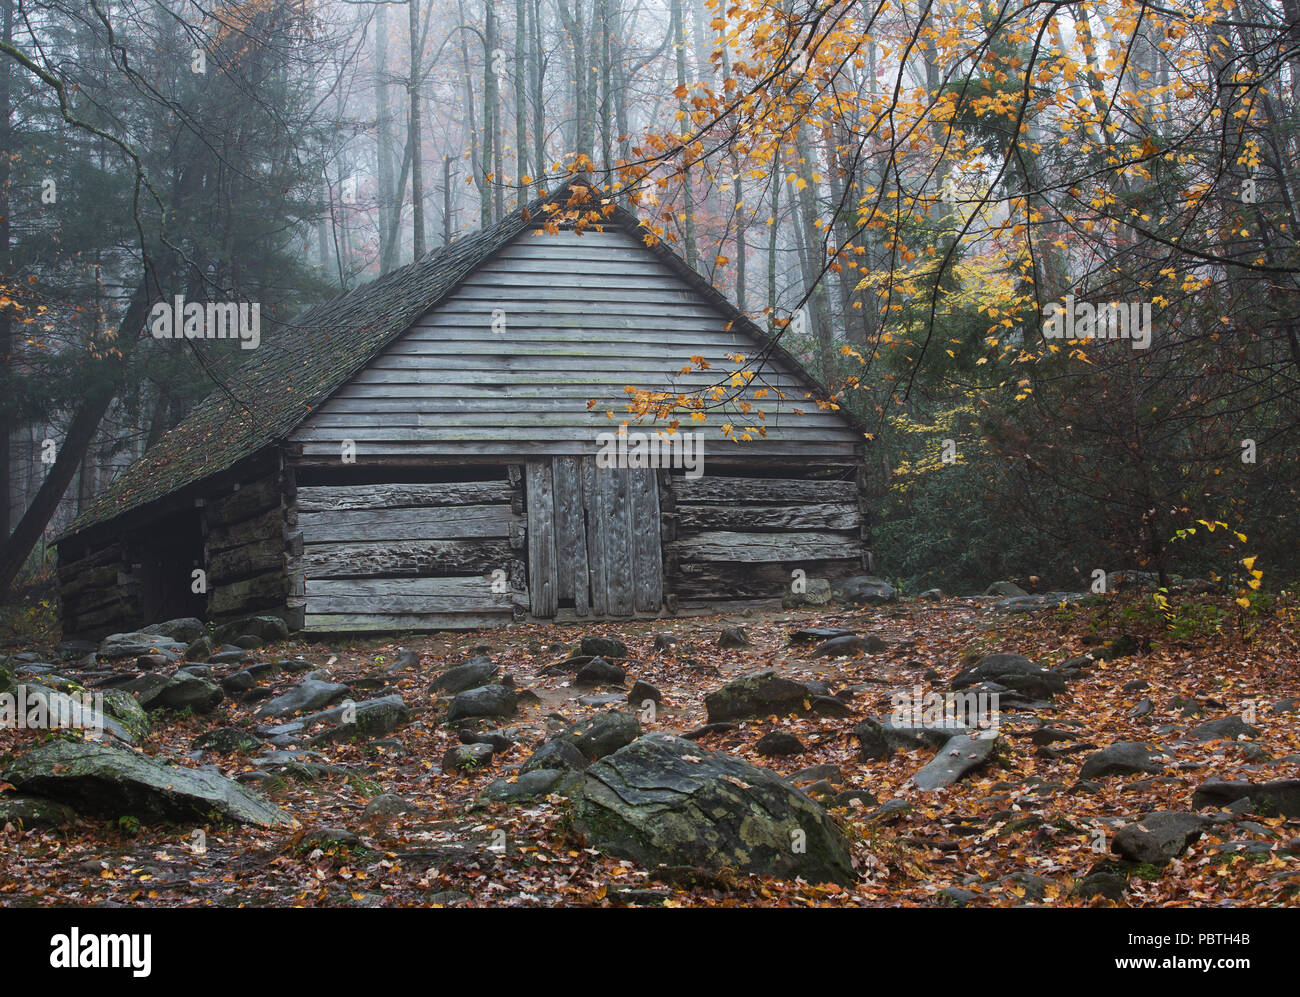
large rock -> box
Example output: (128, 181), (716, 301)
(447, 685), (517, 723)
(832, 576), (897, 605)
(1192, 778), (1300, 818)
(1186, 716), (1260, 742)
(951, 654), (1064, 699)
(580, 636), (628, 659)
(521, 739), (590, 774)
(912, 731), (999, 790)
(256, 678), (349, 718)
(1111, 812), (1208, 864)
(150, 673), (224, 714)
(212, 615), (289, 647)
(573, 733), (857, 885)
(1079, 742), (1167, 780)
(430, 657), (499, 695)
(4, 740), (291, 827)
(704, 671), (813, 722)
(141, 618), (208, 644)
(97, 632), (187, 661)
(259, 694), (410, 744)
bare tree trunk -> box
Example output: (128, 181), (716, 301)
(672, 0), (697, 266)
(408, 0), (426, 257)
(767, 149), (781, 319)
(514, 0), (528, 204)
(0, 0), (12, 540)
(530, 0), (546, 186)
(733, 160), (746, 312)
(376, 4), (397, 273)
(0, 274), (160, 599)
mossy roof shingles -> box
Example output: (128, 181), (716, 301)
(60, 202), (524, 542)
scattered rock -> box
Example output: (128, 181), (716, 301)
(1111, 812), (1208, 864)
(256, 679), (349, 718)
(1192, 778), (1300, 818)
(477, 769), (582, 805)
(788, 627), (855, 645)
(628, 681), (662, 707)
(1186, 716), (1260, 742)
(755, 731), (805, 757)
(1080, 742), (1167, 780)
(447, 685), (516, 723)
(832, 576), (898, 605)
(716, 626), (752, 649)
(781, 577), (832, 609)
(984, 581), (1028, 597)
(521, 739), (590, 774)
(443, 743), (495, 773)
(553, 711), (642, 762)
(0, 794), (79, 828)
(810, 634), (887, 657)
(430, 657), (499, 696)
(913, 731), (999, 791)
(704, 670), (813, 722)
(364, 794), (417, 818)
(580, 636), (628, 659)
(191, 727), (263, 754)
(575, 657), (626, 686)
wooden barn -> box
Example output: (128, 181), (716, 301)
(54, 180), (871, 639)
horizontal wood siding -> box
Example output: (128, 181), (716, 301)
(664, 472), (867, 605)
(298, 475), (527, 632)
(289, 227), (860, 460)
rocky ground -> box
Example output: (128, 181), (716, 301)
(1, 586), (1298, 907)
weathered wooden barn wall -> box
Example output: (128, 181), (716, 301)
(56, 537), (139, 639)
(200, 460), (294, 627)
(286, 226), (861, 460)
(281, 222), (867, 630)
(293, 468), (527, 632)
(662, 465), (869, 609)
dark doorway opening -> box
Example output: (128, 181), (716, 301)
(133, 507), (207, 624)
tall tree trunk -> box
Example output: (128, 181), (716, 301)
(376, 4), (397, 273)
(0, 273), (161, 599)
(672, 0), (697, 267)
(531, 0), (546, 187)
(767, 149), (781, 319)
(0, 0), (12, 540)
(408, 0), (426, 257)
(514, 0), (528, 204)
(482, 0), (497, 224)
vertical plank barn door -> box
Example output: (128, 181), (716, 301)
(526, 458), (662, 618)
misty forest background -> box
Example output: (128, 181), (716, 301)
(1, 0), (1298, 621)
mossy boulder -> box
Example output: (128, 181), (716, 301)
(573, 733), (856, 885)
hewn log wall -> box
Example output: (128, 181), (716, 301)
(57, 538), (139, 640)
(296, 470), (527, 632)
(201, 460), (293, 627)
(664, 468), (867, 607)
